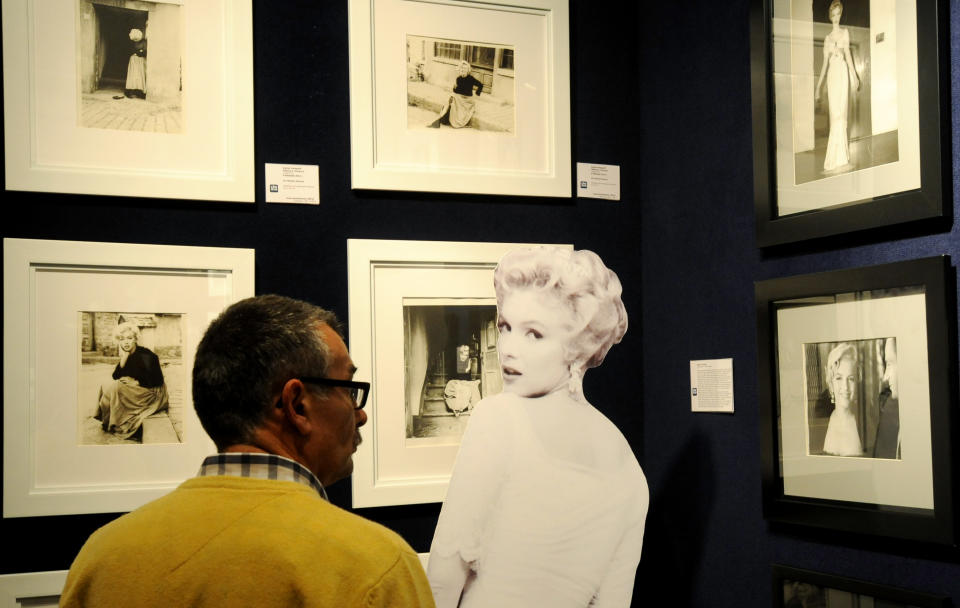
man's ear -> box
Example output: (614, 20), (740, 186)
(278, 379), (312, 436)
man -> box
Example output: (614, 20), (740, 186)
(61, 295), (435, 607)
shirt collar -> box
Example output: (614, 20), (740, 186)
(197, 453), (328, 501)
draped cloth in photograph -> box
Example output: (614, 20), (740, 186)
(126, 51), (146, 92)
(448, 94), (477, 128)
(96, 345), (169, 439)
(97, 378), (169, 439)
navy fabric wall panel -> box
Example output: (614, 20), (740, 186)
(639, 0), (960, 605)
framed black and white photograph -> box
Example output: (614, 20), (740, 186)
(802, 336), (901, 459)
(406, 35), (515, 134)
(347, 239), (571, 508)
(3, 238), (255, 517)
(2, 0), (254, 202)
(403, 301), (501, 445)
(755, 257), (955, 544)
(750, 0), (948, 246)
(349, 0), (570, 197)
(78, 311), (185, 445)
(773, 565), (949, 608)
(77, 0), (182, 133)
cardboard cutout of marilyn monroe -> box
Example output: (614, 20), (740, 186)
(428, 247), (649, 607)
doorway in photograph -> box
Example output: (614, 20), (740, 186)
(77, 0), (183, 133)
(792, 0), (899, 184)
(78, 311), (185, 445)
(803, 336), (900, 459)
(406, 35), (516, 133)
(403, 301), (502, 445)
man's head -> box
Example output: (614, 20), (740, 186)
(193, 295), (367, 485)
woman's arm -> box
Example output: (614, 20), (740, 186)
(471, 75), (483, 96)
(427, 553), (470, 608)
(427, 397), (512, 606)
(814, 42), (829, 100)
(590, 509), (647, 608)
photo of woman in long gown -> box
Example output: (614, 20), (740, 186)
(428, 247), (648, 607)
(815, 0), (861, 173)
(95, 322), (169, 440)
(821, 343), (864, 456)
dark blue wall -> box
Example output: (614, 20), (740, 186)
(638, 0), (960, 605)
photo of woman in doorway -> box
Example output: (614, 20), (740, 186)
(122, 27), (147, 99)
(77, 0), (183, 133)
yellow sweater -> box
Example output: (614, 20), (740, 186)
(60, 476), (435, 607)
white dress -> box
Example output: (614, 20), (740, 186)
(428, 392), (648, 608)
(823, 28), (851, 171)
(822, 401), (862, 456)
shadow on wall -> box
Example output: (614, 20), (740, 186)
(635, 432), (715, 604)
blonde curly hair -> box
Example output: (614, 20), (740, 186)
(493, 246), (627, 375)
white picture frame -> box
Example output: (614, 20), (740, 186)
(2, 0), (255, 202)
(348, 238), (572, 508)
(3, 238), (255, 517)
(348, 0), (571, 197)
(0, 571), (67, 608)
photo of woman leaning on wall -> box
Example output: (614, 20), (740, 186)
(804, 336), (900, 459)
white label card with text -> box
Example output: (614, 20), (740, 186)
(690, 358), (734, 413)
(576, 162), (620, 200)
(265, 163), (320, 204)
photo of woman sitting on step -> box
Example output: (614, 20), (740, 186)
(428, 60), (484, 129)
(95, 322), (169, 442)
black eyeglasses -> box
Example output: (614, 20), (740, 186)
(298, 377), (369, 410)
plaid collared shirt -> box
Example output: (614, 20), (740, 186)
(197, 453), (328, 501)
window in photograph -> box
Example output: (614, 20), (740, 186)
(499, 48), (515, 70)
(434, 41), (462, 61)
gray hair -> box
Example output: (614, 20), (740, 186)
(493, 246), (628, 374)
(192, 294), (341, 449)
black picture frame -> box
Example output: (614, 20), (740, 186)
(750, 0), (950, 247)
(773, 564), (950, 608)
(756, 256), (956, 544)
